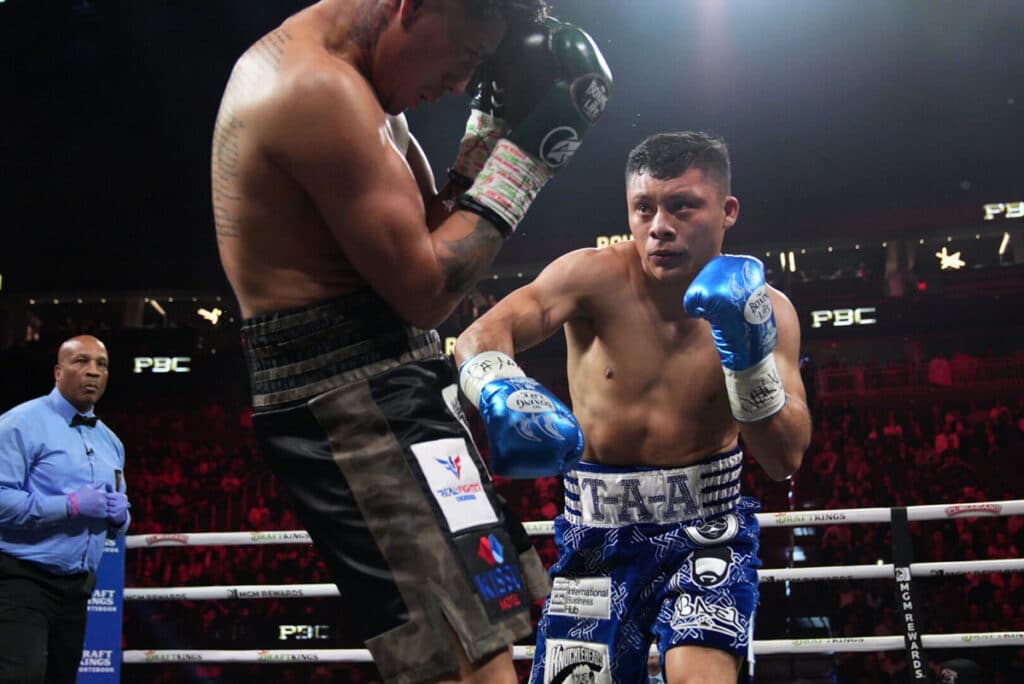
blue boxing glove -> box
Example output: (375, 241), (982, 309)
(684, 255), (786, 422)
(460, 351), (584, 478)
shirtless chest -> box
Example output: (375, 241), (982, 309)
(566, 291), (738, 467)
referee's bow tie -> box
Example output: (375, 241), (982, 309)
(70, 414), (98, 428)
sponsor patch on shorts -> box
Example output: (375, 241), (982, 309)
(548, 577), (612, 620)
(454, 528), (529, 620)
(670, 592), (745, 639)
(683, 513), (740, 546)
(691, 547), (734, 588)
(543, 639), (612, 684)
(411, 438), (498, 533)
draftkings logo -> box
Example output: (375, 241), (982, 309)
(87, 589), (117, 613)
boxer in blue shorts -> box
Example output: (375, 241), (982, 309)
(456, 131), (812, 682)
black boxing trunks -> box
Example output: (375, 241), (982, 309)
(241, 291), (549, 684)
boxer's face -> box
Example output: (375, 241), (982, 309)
(627, 166), (739, 282)
(54, 337), (109, 413)
(381, 1), (505, 114)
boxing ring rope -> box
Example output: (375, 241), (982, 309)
(125, 499), (1024, 550)
(122, 498), (1024, 665)
(123, 631), (1024, 665)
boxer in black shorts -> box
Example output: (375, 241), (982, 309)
(242, 291), (548, 682)
(211, 1), (612, 681)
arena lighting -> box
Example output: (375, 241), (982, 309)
(148, 299), (167, 317)
(197, 307), (223, 325)
(935, 246), (966, 270)
(787, 251), (796, 273)
(999, 232), (1011, 256)
(778, 253), (786, 270)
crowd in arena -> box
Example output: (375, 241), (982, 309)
(103, 375), (1024, 682)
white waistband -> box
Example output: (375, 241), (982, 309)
(563, 452), (743, 527)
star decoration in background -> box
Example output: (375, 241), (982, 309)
(935, 247), (966, 270)
(197, 307), (223, 325)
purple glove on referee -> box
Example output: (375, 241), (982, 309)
(67, 483), (107, 519)
(105, 482), (129, 526)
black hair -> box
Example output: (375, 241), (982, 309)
(626, 131), (731, 195)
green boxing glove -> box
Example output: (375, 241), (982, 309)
(458, 17), (614, 236)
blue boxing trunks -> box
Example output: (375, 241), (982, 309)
(241, 290), (550, 684)
(530, 448), (761, 683)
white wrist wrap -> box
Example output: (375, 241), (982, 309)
(723, 354), (787, 423)
(459, 351), (526, 407)
(463, 139), (552, 233)
(450, 111), (504, 185)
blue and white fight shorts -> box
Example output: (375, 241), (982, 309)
(530, 448), (760, 683)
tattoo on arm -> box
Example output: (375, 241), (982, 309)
(211, 115), (245, 243)
(439, 218), (503, 294)
(251, 28), (293, 72)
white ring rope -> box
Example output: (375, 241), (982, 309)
(122, 631), (1024, 664)
(124, 499), (1024, 549)
(123, 557), (1024, 602)
(122, 498), (1024, 666)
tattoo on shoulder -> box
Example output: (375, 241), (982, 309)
(211, 115), (245, 243)
(349, 1), (389, 50)
(439, 218), (503, 294)
(252, 27), (294, 72)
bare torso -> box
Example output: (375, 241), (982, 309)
(566, 243), (739, 468)
(211, 11), (413, 318)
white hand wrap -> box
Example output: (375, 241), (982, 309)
(459, 351), (526, 407)
(461, 139), (552, 234)
(723, 354), (787, 423)
(449, 111), (504, 187)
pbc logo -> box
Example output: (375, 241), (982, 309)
(133, 356), (191, 373)
(437, 454), (462, 479)
(983, 201), (1023, 221)
(278, 624), (330, 641)
(810, 308), (877, 329)
(478, 533), (505, 567)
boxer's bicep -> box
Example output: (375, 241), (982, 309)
(404, 131), (439, 201)
(516, 252), (593, 348)
(274, 81), (464, 323)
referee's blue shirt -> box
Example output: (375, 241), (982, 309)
(0, 386), (129, 575)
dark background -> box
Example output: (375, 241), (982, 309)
(2, 0), (1022, 294)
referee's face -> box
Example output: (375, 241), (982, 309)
(55, 336), (110, 413)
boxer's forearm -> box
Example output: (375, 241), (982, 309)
(739, 393), (811, 481)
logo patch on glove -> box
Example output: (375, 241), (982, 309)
(743, 285), (773, 325)
(539, 126), (581, 167)
(570, 75), (611, 123)
(506, 389), (557, 413)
